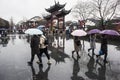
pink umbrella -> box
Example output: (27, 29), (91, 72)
(71, 29), (87, 36)
(99, 30), (120, 36)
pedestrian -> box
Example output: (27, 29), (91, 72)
(88, 34), (96, 56)
(28, 35), (40, 65)
(37, 35), (51, 65)
(72, 36), (82, 58)
(96, 34), (108, 63)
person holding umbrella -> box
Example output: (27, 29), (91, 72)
(88, 34), (96, 56)
(87, 29), (101, 56)
(96, 34), (108, 63)
(71, 29), (87, 58)
(96, 29), (120, 63)
(37, 35), (51, 65)
(72, 36), (82, 58)
(28, 35), (41, 65)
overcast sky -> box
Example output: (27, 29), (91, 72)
(0, 0), (83, 24)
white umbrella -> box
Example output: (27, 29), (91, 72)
(71, 29), (87, 36)
(25, 28), (43, 35)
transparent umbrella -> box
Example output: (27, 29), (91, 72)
(25, 28), (43, 35)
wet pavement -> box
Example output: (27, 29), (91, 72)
(0, 34), (120, 80)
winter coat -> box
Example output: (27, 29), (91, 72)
(30, 35), (39, 54)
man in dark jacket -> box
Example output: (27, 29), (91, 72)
(96, 34), (108, 63)
(100, 34), (108, 63)
(28, 35), (40, 65)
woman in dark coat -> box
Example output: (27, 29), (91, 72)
(96, 34), (108, 63)
(28, 35), (40, 65)
(101, 34), (108, 63)
(72, 36), (82, 58)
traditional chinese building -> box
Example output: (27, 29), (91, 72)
(44, 1), (71, 32)
(44, 1), (71, 48)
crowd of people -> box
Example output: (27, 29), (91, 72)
(27, 27), (109, 67)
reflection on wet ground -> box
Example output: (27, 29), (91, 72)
(28, 64), (51, 80)
(0, 36), (10, 47)
(85, 55), (98, 80)
(71, 56), (84, 80)
(0, 34), (120, 80)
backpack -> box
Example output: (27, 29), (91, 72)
(41, 35), (49, 45)
(99, 50), (104, 55)
(44, 38), (49, 45)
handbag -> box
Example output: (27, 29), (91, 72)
(99, 50), (104, 55)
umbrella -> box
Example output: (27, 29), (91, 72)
(88, 29), (101, 34)
(24, 28), (43, 35)
(71, 29), (87, 36)
(37, 25), (45, 30)
(99, 30), (120, 36)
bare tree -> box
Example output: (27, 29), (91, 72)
(91, 0), (120, 29)
(72, 1), (94, 30)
